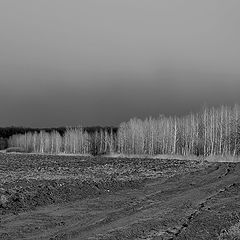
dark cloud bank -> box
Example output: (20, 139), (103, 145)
(0, 1), (240, 127)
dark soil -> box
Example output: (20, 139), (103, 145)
(0, 153), (239, 239)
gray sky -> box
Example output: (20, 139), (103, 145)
(1, 1), (240, 127)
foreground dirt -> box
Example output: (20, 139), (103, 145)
(0, 153), (239, 239)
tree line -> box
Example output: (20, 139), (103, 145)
(8, 105), (240, 156)
(8, 127), (116, 155)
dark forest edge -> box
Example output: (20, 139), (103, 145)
(3, 104), (240, 158)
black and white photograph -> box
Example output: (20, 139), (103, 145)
(1, 1), (240, 239)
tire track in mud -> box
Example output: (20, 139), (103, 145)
(68, 163), (232, 240)
(68, 163), (224, 240)
(170, 163), (237, 240)
(42, 162), (240, 240)
(218, 163), (233, 179)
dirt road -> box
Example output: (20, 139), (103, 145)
(0, 154), (240, 239)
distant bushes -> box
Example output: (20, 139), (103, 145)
(5, 147), (26, 153)
(8, 105), (240, 157)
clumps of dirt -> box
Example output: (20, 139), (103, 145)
(0, 187), (27, 214)
(218, 221), (240, 240)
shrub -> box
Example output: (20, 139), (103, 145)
(5, 147), (26, 153)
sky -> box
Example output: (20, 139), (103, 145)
(0, 0), (240, 127)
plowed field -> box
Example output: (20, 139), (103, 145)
(0, 153), (239, 239)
